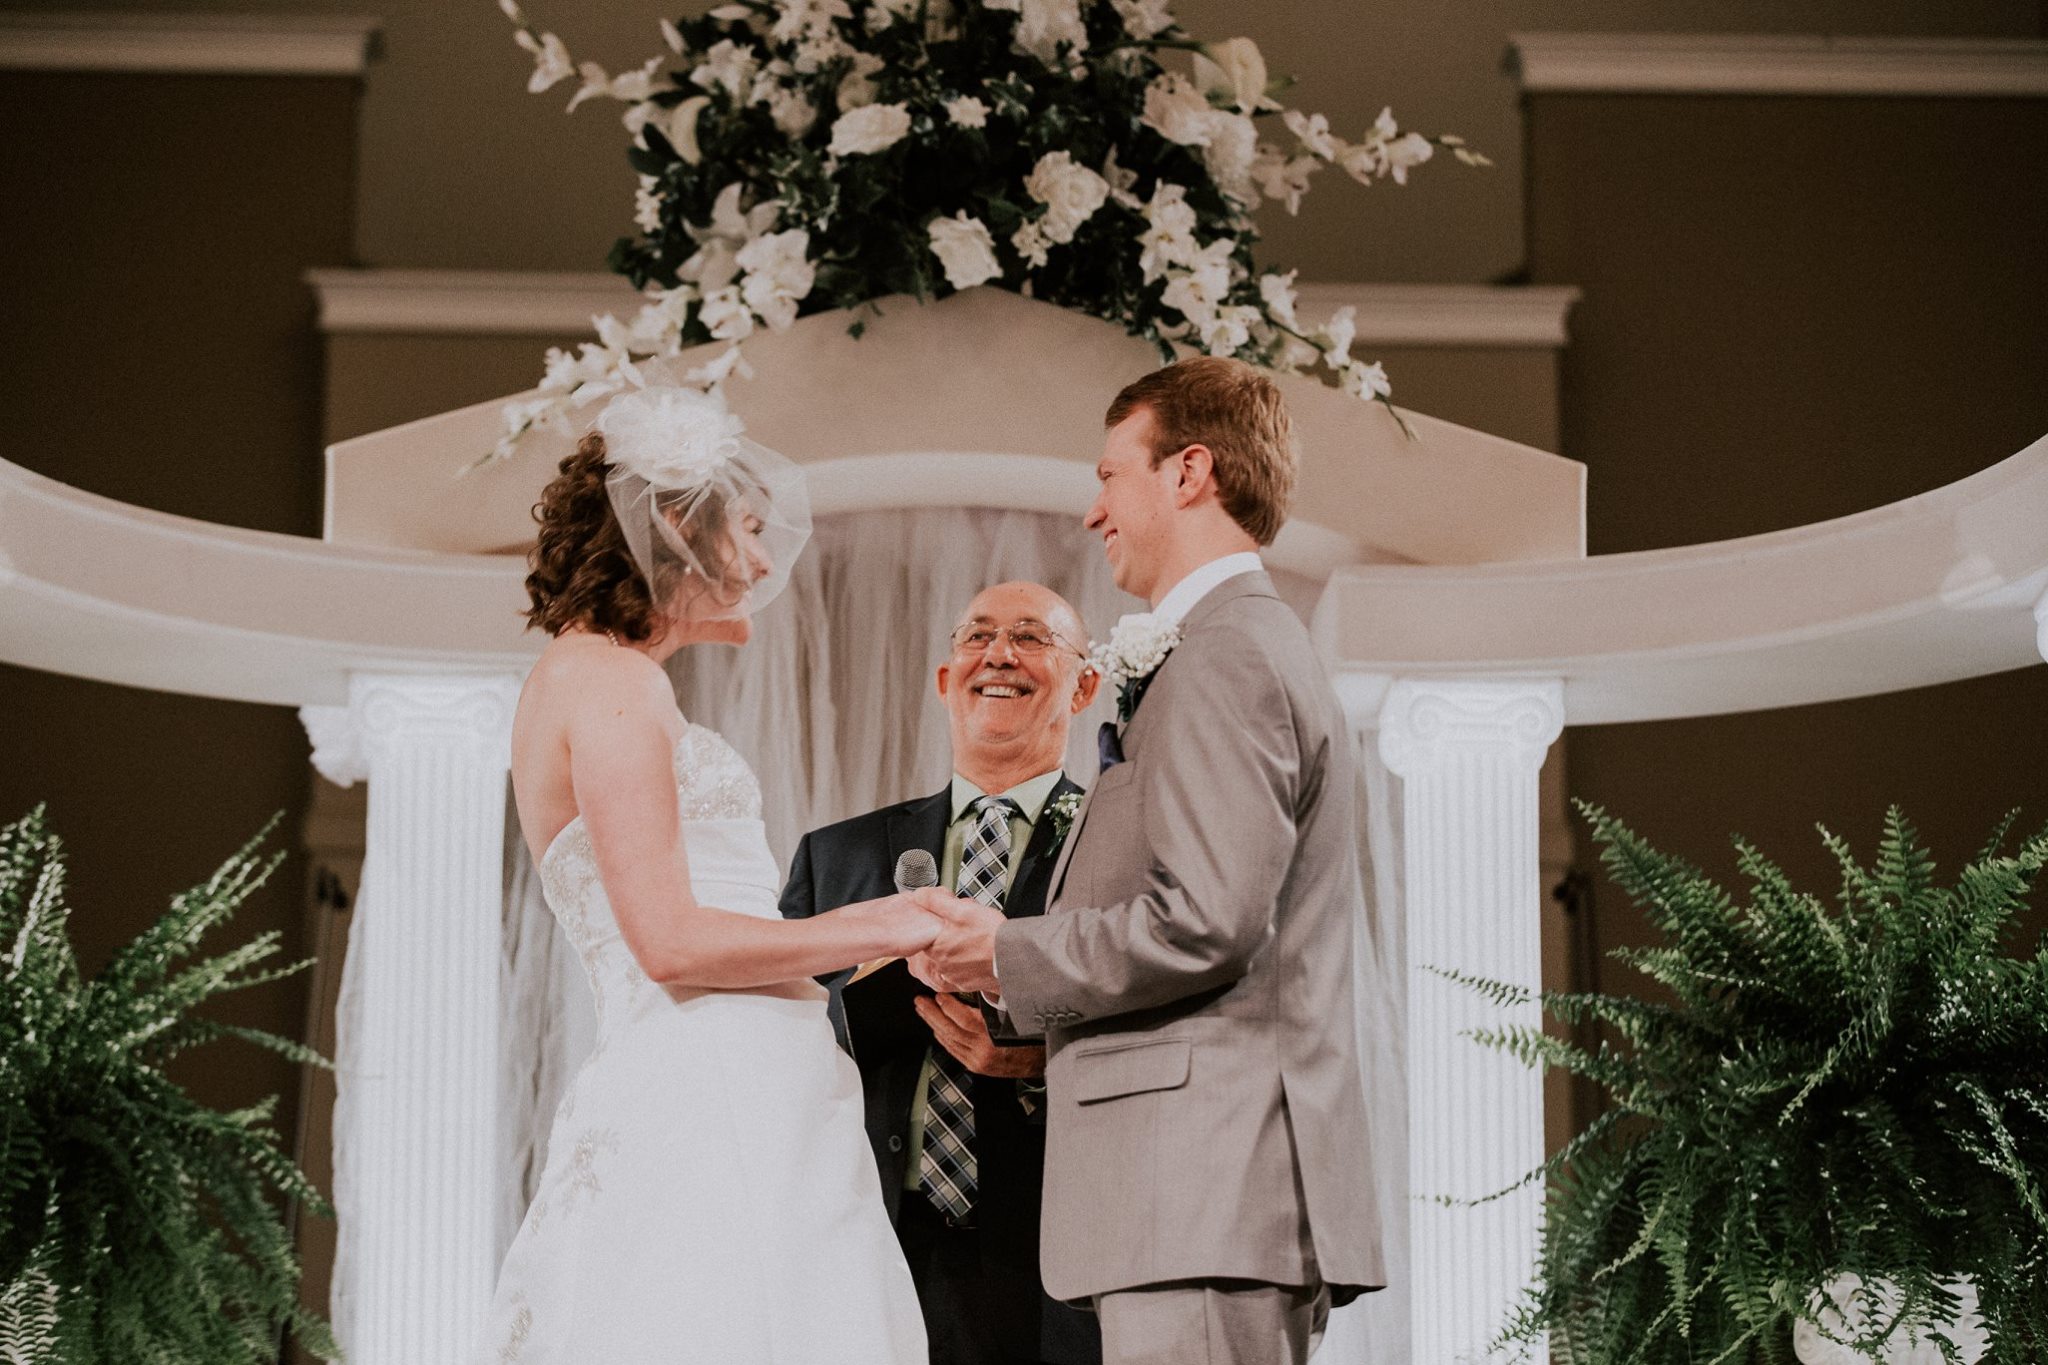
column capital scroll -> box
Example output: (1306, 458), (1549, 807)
(1377, 677), (1565, 778)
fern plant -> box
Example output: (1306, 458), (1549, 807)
(0, 807), (338, 1363)
(1462, 805), (2048, 1365)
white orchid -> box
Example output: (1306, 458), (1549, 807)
(1251, 143), (1320, 214)
(736, 229), (816, 331)
(1192, 38), (1278, 115)
(927, 212), (1004, 289)
(1011, 220), (1052, 269)
(1282, 109), (1339, 161)
(1136, 182), (1199, 283)
(1339, 359), (1392, 400)
(513, 27), (573, 93)
(567, 55), (663, 112)
(691, 39), (759, 100)
(1258, 270), (1301, 331)
(828, 102), (912, 156)
(665, 95), (711, 164)
(680, 183), (779, 291)
(699, 285), (756, 341)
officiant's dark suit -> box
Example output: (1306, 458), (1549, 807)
(778, 582), (1103, 1365)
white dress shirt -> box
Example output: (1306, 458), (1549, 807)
(1152, 551), (1265, 626)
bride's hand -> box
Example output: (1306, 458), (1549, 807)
(838, 893), (941, 958)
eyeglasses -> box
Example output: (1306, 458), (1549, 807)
(948, 621), (1083, 657)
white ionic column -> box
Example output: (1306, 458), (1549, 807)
(2034, 588), (2048, 664)
(1378, 677), (1565, 1365)
(302, 671), (523, 1365)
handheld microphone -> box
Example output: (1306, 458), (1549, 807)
(893, 848), (938, 895)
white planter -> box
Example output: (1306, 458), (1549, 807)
(1793, 1275), (1989, 1365)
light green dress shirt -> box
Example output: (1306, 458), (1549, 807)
(902, 768), (1065, 1190)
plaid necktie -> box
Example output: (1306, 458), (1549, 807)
(918, 795), (1018, 1222)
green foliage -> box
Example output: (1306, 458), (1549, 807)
(1472, 805), (2048, 1364)
(0, 807), (337, 1363)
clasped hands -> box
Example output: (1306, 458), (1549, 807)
(901, 887), (1047, 1078)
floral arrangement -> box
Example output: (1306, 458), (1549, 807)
(494, 0), (1483, 460)
(1045, 789), (1083, 843)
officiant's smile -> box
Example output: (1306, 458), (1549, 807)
(938, 584), (1098, 760)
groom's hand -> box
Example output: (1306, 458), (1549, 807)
(915, 993), (1046, 1079)
(912, 888), (1004, 996)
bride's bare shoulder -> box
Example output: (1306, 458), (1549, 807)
(522, 634), (681, 733)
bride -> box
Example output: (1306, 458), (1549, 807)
(476, 385), (934, 1362)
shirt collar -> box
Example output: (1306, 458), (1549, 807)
(949, 768), (1066, 825)
(1153, 551), (1265, 628)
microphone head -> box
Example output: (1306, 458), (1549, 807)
(893, 848), (939, 894)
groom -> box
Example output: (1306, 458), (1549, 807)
(916, 358), (1385, 1365)
(779, 581), (1103, 1365)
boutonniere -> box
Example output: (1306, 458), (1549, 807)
(1045, 790), (1084, 844)
(1087, 613), (1182, 724)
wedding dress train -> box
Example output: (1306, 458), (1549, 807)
(473, 723), (926, 1363)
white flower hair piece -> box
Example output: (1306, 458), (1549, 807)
(595, 385), (746, 490)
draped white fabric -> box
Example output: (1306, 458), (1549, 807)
(473, 505), (1407, 1360)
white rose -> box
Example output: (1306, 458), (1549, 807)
(945, 95), (990, 129)
(1191, 37), (1276, 115)
(1141, 73), (1216, 147)
(828, 102), (912, 155)
(1024, 150), (1110, 244)
(1109, 0), (1172, 39)
(836, 50), (885, 110)
(1010, 0), (1087, 67)
(927, 212), (1003, 289)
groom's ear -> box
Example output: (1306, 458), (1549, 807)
(1172, 443), (1216, 508)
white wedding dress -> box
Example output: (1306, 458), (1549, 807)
(474, 722), (927, 1364)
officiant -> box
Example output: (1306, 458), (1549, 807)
(779, 581), (1102, 1365)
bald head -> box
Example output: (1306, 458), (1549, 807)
(936, 581), (1099, 794)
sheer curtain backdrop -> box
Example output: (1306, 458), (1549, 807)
(355, 505), (1405, 1361)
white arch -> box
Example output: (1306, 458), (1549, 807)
(1315, 431), (2048, 722)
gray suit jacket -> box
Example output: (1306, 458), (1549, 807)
(991, 572), (1386, 1305)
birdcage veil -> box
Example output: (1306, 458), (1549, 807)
(593, 386), (811, 624)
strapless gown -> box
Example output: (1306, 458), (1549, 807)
(473, 723), (926, 1363)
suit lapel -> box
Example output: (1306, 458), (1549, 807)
(1008, 774), (1080, 917)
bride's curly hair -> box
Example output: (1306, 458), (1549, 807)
(523, 434), (661, 641)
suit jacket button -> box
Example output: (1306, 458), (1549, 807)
(887, 1135), (904, 1153)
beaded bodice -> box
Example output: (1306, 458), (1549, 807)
(536, 723), (780, 1029)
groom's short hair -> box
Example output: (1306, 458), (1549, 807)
(1105, 356), (1297, 546)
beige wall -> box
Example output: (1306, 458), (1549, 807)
(0, 65), (359, 1211)
(1526, 88), (2048, 1021)
(47, 1), (2046, 288)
